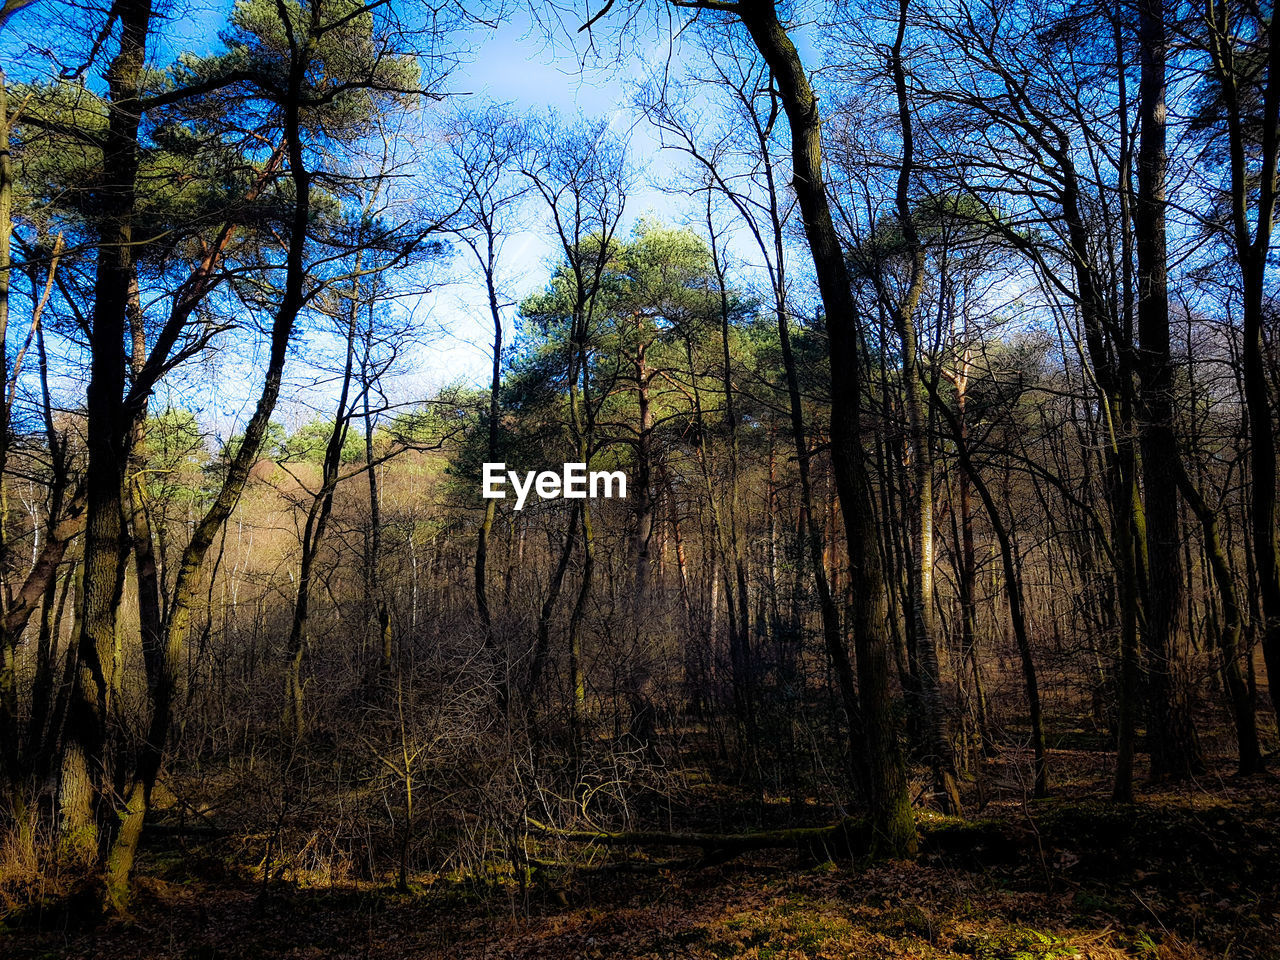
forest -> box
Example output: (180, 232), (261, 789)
(0, 0), (1277, 956)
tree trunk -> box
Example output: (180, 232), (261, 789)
(66, 0), (154, 904)
(1172, 464), (1261, 773)
(285, 267), (360, 739)
(474, 243), (503, 692)
(733, 0), (916, 857)
(1135, 0), (1204, 779)
(631, 326), (655, 610)
(930, 381), (1048, 796)
(103, 31), (313, 905)
(1205, 0), (1280, 736)
(0, 72), (14, 775)
(888, 0), (961, 813)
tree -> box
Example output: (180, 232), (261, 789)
(38, 0), (449, 908)
(440, 107), (527, 702)
(638, 30), (865, 778)
(519, 114), (629, 734)
(1134, 0), (1205, 780)
(1201, 0), (1280, 744)
(655, 0), (916, 856)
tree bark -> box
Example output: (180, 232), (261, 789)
(1172, 463), (1261, 773)
(887, 0), (962, 813)
(1134, 0), (1204, 779)
(1205, 0), (1280, 736)
(65, 0), (154, 898)
(103, 23), (314, 905)
(474, 235), (503, 684)
(929, 379), (1048, 796)
(729, 0), (916, 857)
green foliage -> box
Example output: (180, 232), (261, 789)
(951, 928), (1077, 960)
(390, 382), (478, 450)
(172, 0), (421, 141)
(10, 82), (106, 230)
(517, 232), (620, 337)
(136, 408), (210, 508)
(12, 0), (420, 267)
(479, 219), (830, 524)
(510, 220), (751, 432)
(220, 420), (286, 462)
(279, 416), (365, 464)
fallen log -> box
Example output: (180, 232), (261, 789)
(526, 816), (873, 862)
(524, 814), (1030, 868)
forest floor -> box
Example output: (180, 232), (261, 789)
(5, 746), (1278, 960)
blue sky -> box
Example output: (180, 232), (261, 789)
(0, 0), (794, 436)
(403, 7), (702, 403)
